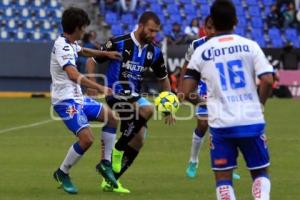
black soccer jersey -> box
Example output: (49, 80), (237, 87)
(94, 32), (168, 95)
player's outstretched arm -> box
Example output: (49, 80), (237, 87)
(258, 73), (274, 105)
(182, 77), (201, 105)
(64, 65), (113, 96)
(80, 48), (122, 60)
(158, 77), (172, 92)
(177, 61), (188, 95)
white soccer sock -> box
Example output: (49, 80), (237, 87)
(252, 176), (271, 200)
(189, 131), (203, 163)
(216, 184), (236, 200)
(60, 142), (84, 174)
(101, 127), (116, 162)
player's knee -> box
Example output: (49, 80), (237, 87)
(78, 129), (94, 150)
(139, 105), (154, 119)
(107, 112), (119, 128)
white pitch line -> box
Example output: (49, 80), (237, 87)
(0, 119), (54, 134)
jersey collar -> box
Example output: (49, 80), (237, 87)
(131, 32), (148, 49)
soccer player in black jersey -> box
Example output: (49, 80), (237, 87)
(93, 11), (174, 193)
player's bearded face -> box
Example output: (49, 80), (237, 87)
(205, 19), (215, 37)
(140, 20), (160, 43)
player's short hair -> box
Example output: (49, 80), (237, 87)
(61, 7), (90, 34)
(210, 0), (237, 31)
(138, 11), (160, 25)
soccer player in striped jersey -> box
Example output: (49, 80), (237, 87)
(179, 16), (240, 180)
(93, 11), (174, 193)
(50, 7), (122, 194)
(183, 1), (273, 199)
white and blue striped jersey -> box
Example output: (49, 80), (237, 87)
(187, 34), (274, 137)
(50, 36), (83, 105)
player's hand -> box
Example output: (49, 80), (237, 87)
(98, 86), (113, 96)
(86, 88), (98, 97)
(105, 51), (122, 60)
(164, 114), (176, 125)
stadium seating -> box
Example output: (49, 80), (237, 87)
(0, 0), (62, 42)
(0, 0), (299, 47)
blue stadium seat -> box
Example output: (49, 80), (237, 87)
(15, 31), (27, 41)
(256, 37), (267, 47)
(23, 19), (34, 31)
(20, 8), (30, 19)
(4, 8), (14, 19)
(235, 27), (245, 36)
(285, 28), (298, 41)
(144, 0), (157, 3)
(162, 0), (176, 4)
(163, 24), (172, 35)
(179, 0), (192, 4)
(0, 0), (11, 7)
(35, 8), (47, 19)
(157, 14), (166, 24)
(236, 5), (245, 16)
(121, 14), (134, 25)
(150, 4), (163, 14)
(262, 0), (275, 6)
(268, 28), (281, 38)
(251, 28), (264, 39)
(231, 0), (242, 5)
(270, 37), (283, 47)
(32, 0), (43, 8)
(0, 30), (9, 41)
(246, 0), (258, 6)
(105, 12), (118, 25)
(32, 32), (42, 42)
(248, 6), (261, 17)
(169, 15), (182, 24)
(184, 4), (197, 16)
(195, 0), (207, 4)
(41, 20), (51, 32)
(236, 17), (247, 28)
(111, 25), (124, 36)
(16, 0), (29, 8)
(251, 17), (264, 28)
(48, 0), (61, 9)
(200, 4), (210, 16)
(6, 19), (17, 30)
(167, 4), (180, 15)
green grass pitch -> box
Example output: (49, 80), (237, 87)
(0, 98), (299, 200)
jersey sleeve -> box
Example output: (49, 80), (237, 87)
(185, 42), (195, 62)
(55, 43), (76, 69)
(93, 39), (116, 63)
(151, 51), (168, 80)
(252, 42), (274, 77)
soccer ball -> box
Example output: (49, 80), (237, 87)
(154, 91), (180, 114)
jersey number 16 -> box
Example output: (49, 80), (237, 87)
(215, 59), (246, 91)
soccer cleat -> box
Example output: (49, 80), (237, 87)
(96, 160), (118, 188)
(112, 148), (124, 173)
(186, 162), (198, 178)
(233, 172), (241, 180)
(101, 179), (130, 193)
(53, 169), (78, 194)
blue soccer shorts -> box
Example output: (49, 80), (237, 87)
(210, 134), (270, 171)
(195, 105), (208, 117)
(53, 97), (103, 135)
